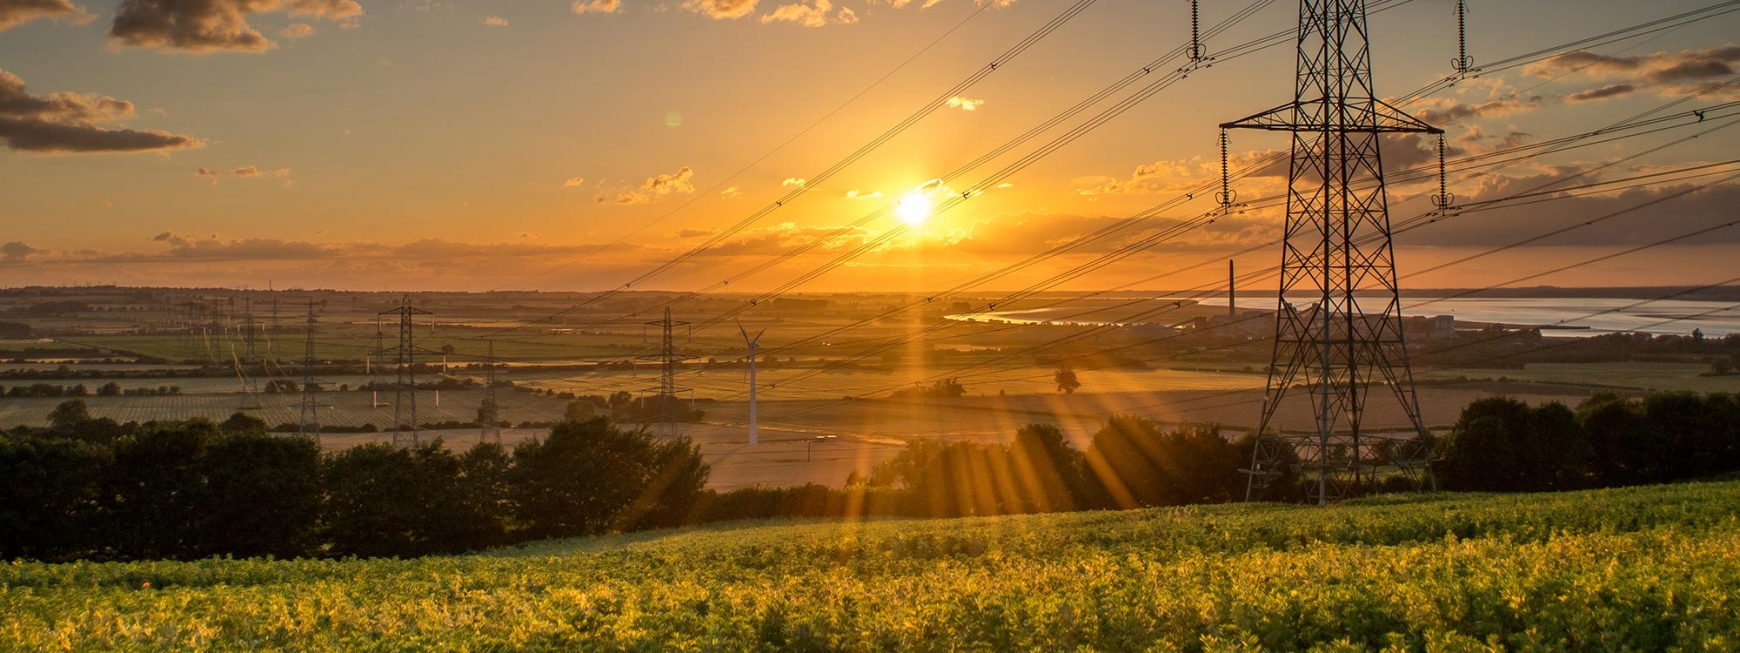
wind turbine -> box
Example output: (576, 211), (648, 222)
(739, 322), (766, 446)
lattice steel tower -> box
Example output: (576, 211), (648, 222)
(479, 340), (502, 444)
(296, 299), (323, 442)
(378, 296), (433, 447)
(641, 306), (691, 432)
(1223, 0), (1437, 504)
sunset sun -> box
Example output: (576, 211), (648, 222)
(897, 192), (931, 225)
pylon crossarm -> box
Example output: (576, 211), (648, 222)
(1220, 98), (1441, 134)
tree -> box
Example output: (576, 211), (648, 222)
(1083, 416), (1244, 508)
(1054, 364), (1082, 395)
(512, 417), (709, 538)
(0, 437), (109, 561)
(1008, 423), (1092, 513)
(220, 411), (269, 435)
(197, 432), (322, 558)
(477, 395), (501, 425)
(47, 399), (90, 430)
(1438, 397), (1593, 492)
(104, 420), (219, 559)
(98, 382), (122, 396)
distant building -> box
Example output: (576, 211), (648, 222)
(1403, 315), (1456, 341)
(1188, 311), (1272, 339)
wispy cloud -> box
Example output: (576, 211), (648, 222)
(598, 166), (696, 204)
(481, 15), (507, 26)
(761, 0), (855, 26)
(562, 176), (587, 187)
(683, 0), (756, 20)
(573, 0), (622, 13)
(946, 96), (984, 111)
(195, 165), (292, 185)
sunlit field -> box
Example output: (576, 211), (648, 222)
(5, 480), (1738, 651)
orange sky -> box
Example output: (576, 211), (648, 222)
(2, 0), (1739, 293)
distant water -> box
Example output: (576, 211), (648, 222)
(953, 297), (1740, 338)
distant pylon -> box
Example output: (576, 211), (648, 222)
(479, 339), (502, 444)
(640, 306), (691, 434)
(378, 296), (433, 447)
(1223, 0), (1438, 504)
(296, 299), (323, 443)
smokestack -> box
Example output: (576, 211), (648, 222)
(1228, 259), (1236, 316)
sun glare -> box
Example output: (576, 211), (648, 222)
(897, 192), (931, 225)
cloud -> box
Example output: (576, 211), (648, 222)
(195, 165), (291, 185)
(761, 0), (852, 26)
(721, 186), (742, 199)
(781, 177), (806, 188)
(0, 0), (94, 31)
(844, 189), (881, 200)
(683, 0), (755, 20)
(109, 0), (364, 53)
(278, 22), (312, 38)
(562, 176), (586, 187)
(0, 69), (203, 154)
(945, 96), (984, 111)
(481, 15), (507, 25)
(676, 228), (716, 238)
(598, 166), (695, 204)
(151, 231), (175, 241)
(1, 241), (44, 262)
(572, 0), (621, 13)
(1410, 93), (1543, 126)
(1527, 45), (1740, 85)
(1567, 84), (1637, 103)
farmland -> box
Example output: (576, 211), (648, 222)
(4, 479), (1738, 651)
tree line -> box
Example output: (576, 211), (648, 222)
(2, 405), (706, 562)
(9, 389), (1740, 563)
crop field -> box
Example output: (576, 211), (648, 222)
(4, 480), (1738, 651)
(1421, 361), (1740, 393)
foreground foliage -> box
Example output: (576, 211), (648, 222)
(4, 480), (1740, 651)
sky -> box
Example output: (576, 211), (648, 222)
(1, 0), (1738, 293)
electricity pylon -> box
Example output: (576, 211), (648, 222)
(296, 299), (323, 443)
(639, 307), (691, 434)
(479, 339), (502, 444)
(1223, 0), (1438, 504)
(377, 296), (433, 447)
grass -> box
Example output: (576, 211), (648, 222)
(4, 480), (1740, 651)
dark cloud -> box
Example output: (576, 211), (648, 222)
(1, 241), (44, 262)
(151, 231), (175, 241)
(0, 0), (93, 31)
(109, 0), (363, 53)
(1567, 84), (1637, 103)
(0, 69), (202, 153)
(676, 228), (716, 238)
(1527, 45), (1740, 88)
(1411, 94), (1544, 126)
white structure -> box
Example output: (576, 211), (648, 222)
(739, 323), (766, 446)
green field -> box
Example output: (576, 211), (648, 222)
(5, 481), (1739, 651)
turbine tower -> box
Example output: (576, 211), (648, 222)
(1223, 0), (1437, 504)
(739, 322), (765, 446)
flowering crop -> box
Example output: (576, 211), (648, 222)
(4, 481), (1738, 651)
